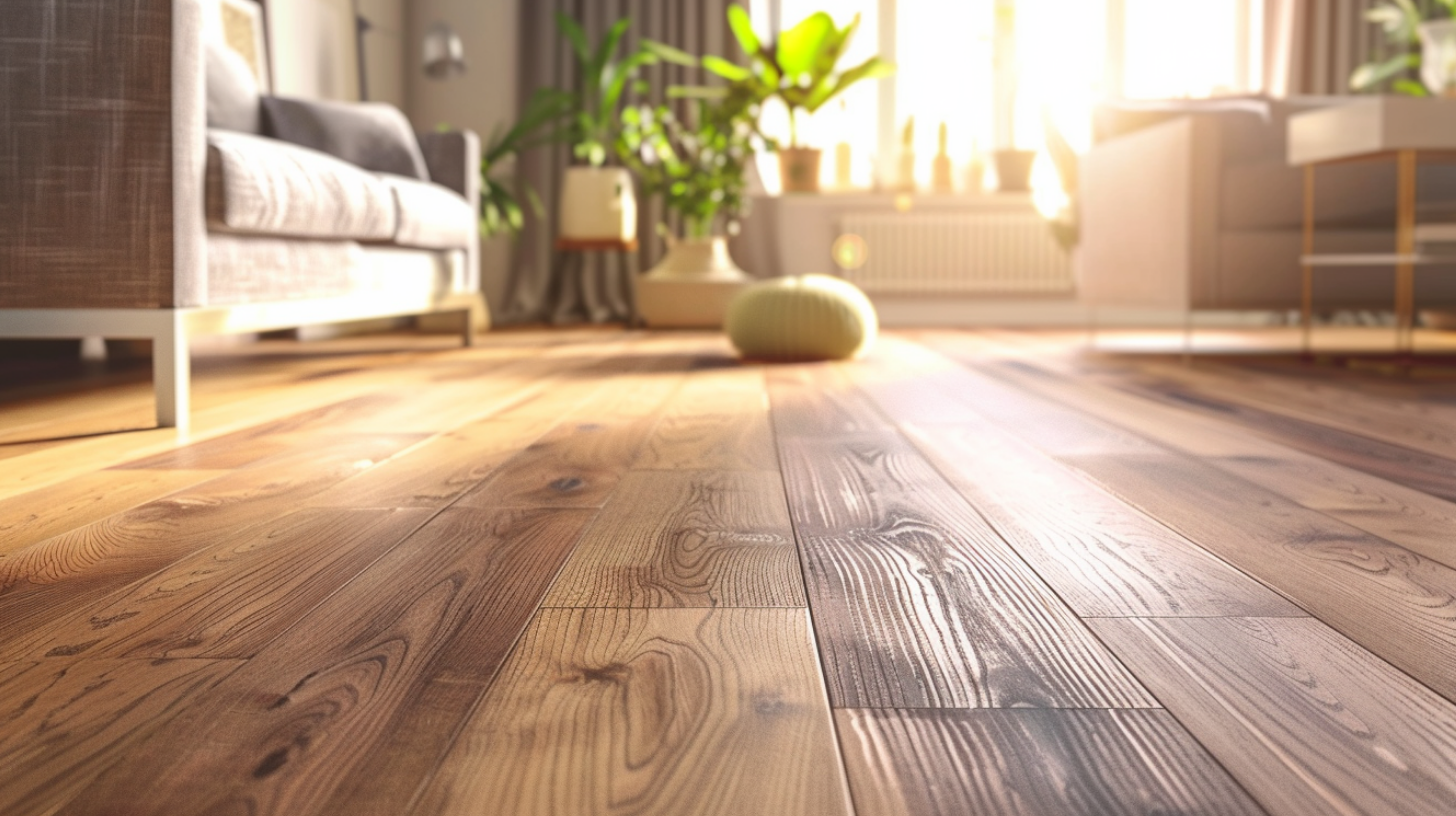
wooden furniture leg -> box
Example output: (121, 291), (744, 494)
(1396, 150), (1417, 356)
(1302, 165), (1315, 358)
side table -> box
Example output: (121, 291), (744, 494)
(551, 237), (641, 327)
(1288, 97), (1456, 355)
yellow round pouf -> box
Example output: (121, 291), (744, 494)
(725, 274), (878, 361)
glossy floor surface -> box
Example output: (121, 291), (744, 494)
(2, 327), (1455, 815)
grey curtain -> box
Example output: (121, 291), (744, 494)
(501, 0), (743, 325)
(1263, 0), (1435, 96)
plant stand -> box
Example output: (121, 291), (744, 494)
(550, 237), (642, 327)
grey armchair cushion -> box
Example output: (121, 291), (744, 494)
(205, 41), (262, 133)
(262, 96), (430, 180)
(380, 176), (476, 250)
(206, 129), (397, 241)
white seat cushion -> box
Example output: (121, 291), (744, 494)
(206, 129), (397, 241)
(381, 175), (476, 250)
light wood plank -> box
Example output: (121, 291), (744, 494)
(634, 368), (777, 471)
(4, 508), (431, 661)
(0, 469), (226, 556)
(899, 422), (1303, 618)
(838, 708), (1267, 816)
(0, 658), (241, 816)
(766, 364), (890, 437)
(408, 607), (852, 816)
(1092, 616), (1456, 816)
(0, 434), (425, 637)
(545, 470), (805, 608)
(55, 507), (596, 816)
(781, 432), (1154, 709)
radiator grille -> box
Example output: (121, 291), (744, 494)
(837, 211), (1073, 294)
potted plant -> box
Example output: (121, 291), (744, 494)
(691, 5), (893, 194)
(553, 14), (657, 244)
(1353, 0), (1456, 96)
(478, 88), (572, 238)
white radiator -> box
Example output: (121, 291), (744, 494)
(836, 211), (1074, 294)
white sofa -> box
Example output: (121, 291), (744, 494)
(1078, 96), (1456, 313)
(0, 0), (486, 431)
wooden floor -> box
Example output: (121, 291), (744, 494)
(3, 327), (1456, 815)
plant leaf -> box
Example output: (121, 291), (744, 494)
(1393, 77), (1430, 95)
(643, 39), (698, 66)
(1349, 52), (1418, 91)
(554, 13), (591, 64)
(703, 55), (751, 81)
(726, 4), (761, 56)
(777, 12), (834, 79)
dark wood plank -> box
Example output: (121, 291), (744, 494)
(1067, 450), (1456, 704)
(780, 432), (1154, 709)
(55, 506), (596, 816)
(408, 608), (852, 816)
(898, 422), (1303, 618)
(3, 508), (431, 661)
(0, 434), (426, 649)
(837, 707), (1267, 816)
(1092, 616), (1456, 816)
(0, 658), (241, 816)
(634, 368), (778, 471)
(545, 470), (805, 608)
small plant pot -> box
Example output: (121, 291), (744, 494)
(559, 166), (637, 242)
(1420, 19), (1456, 97)
(779, 147), (823, 194)
(992, 149), (1038, 193)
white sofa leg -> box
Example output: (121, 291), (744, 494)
(153, 313), (190, 431)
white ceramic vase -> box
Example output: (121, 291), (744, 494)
(637, 235), (751, 328)
(1420, 19), (1456, 97)
(559, 166), (636, 242)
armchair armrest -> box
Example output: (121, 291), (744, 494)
(1078, 115), (1222, 310)
(418, 130), (481, 204)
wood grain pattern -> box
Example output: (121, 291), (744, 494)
(56, 507), (596, 816)
(0, 658), (241, 816)
(1067, 451), (1456, 704)
(0, 434), (425, 638)
(837, 707), (1267, 816)
(408, 607), (852, 816)
(781, 430), (1153, 709)
(766, 364), (890, 437)
(634, 368), (777, 471)
(1092, 616), (1456, 816)
(4, 508), (431, 661)
(545, 470), (805, 608)
(0, 468), (224, 556)
(899, 422), (1302, 618)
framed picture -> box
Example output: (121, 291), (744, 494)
(219, 0), (271, 93)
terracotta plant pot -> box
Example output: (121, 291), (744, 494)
(779, 147), (823, 194)
(993, 149), (1037, 192)
(559, 166), (637, 242)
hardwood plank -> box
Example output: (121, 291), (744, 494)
(408, 607), (851, 816)
(634, 368), (777, 471)
(780, 433), (1153, 709)
(898, 422), (1303, 618)
(4, 507), (431, 661)
(837, 707), (1267, 816)
(459, 369), (683, 508)
(1066, 451), (1456, 704)
(1091, 616), (1456, 816)
(0, 658), (241, 816)
(0, 469), (226, 556)
(545, 470), (805, 608)
(55, 506), (596, 816)
(0, 434), (426, 637)
(766, 364), (890, 437)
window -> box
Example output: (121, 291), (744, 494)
(751, 0), (1265, 193)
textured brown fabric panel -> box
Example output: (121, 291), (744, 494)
(0, 0), (177, 309)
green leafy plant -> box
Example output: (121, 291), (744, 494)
(554, 13), (657, 166)
(477, 88), (572, 238)
(650, 5), (892, 147)
(1352, 0), (1456, 95)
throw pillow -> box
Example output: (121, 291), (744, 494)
(206, 41), (262, 133)
(262, 96), (430, 180)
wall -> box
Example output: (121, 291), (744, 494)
(263, 0), (361, 100)
(408, 0), (521, 321)
(357, 0), (407, 108)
